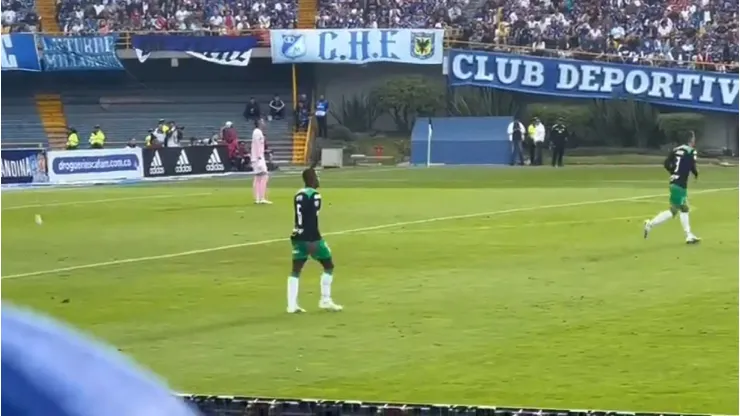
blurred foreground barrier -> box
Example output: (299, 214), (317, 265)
(179, 396), (729, 416)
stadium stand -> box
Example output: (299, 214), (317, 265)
(40, 0), (738, 72)
(0, 96), (49, 148)
(60, 84), (296, 160)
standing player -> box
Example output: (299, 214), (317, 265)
(251, 119), (271, 204)
(287, 167), (343, 313)
(643, 131), (700, 244)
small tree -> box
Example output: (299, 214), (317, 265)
(372, 75), (444, 133)
(329, 93), (383, 133)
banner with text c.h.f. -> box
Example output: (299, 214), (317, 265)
(270, 29), (443, 65)
(447, 49), (738, 113)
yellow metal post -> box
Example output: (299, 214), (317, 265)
(291, 65), (298, 105)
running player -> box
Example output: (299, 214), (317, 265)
(286, 167), (343, 313)
(643, 131), (700, 244)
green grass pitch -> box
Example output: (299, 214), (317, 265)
(2, 166), (738, 414)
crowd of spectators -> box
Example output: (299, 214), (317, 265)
(460, 0), (739, 71)
(3, 0), (736, 72)
(55, 0), (297, 34)
(2, 0), (40, 32)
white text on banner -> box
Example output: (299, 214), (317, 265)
(270, 29), (444, 65)
(47, 148), (144, 184)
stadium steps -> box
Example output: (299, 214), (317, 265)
(291, 131), (308, 163)
(36, 0), (61, 32)
(297, 0), (317, 28)
(35, 94), (68, 149)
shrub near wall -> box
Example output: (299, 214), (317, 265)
(524, 100), (706, 148)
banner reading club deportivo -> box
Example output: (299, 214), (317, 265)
(271, 29), (444, 65)
(447, 49), (739, 114)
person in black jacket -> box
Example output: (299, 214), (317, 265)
(243, 97), (261, 121)
(549, 117), (568, 167)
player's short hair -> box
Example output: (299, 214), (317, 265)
(302, 168), (316, 185)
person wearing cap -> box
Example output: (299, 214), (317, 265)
(549, 117), (569, 167)
(89, 125), (105, 149)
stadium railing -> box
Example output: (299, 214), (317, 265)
(178, 395), (731, 416)
(33, 29), (272, 48)
(1, 142), (48, 150)
(23, 28), (738, 73)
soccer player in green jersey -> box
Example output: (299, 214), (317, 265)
(644, 131), (700, 244)
(287, 167), (343, 313)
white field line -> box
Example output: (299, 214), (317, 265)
(357, 215), (647, 235)
(2, 187), (735, 280)
(2, 192), (214, 211)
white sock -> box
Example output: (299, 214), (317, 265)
(320, 272), (333, 301)
(287, 277), (299, 308)
(649, 210), (673, 227)
(679, 212), (691, 236)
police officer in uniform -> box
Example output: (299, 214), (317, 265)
(549, 117), (568, 167)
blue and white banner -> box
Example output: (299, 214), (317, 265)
(132, 35), (259, 66)
(270, 29), (443, 65)
(1, 149), (48, 184)
(41, 35), (123, 71)
(447, 49), (739, 114)
(47, 148), (143, 183)
(1, 34), (41, 72)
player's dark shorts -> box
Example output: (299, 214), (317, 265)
(669, 184), (688, 207)
(291, 239), (332, 261)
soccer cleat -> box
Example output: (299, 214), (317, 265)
(319, 299), (343, 311)
(287, 306), (306, 314)
(686, 235), (701, 244)
(643, 220), (651, 239)
(261, 200), (273, 205)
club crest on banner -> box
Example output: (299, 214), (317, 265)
(410, 32), (435, 60)
(280, 34), (307, 60)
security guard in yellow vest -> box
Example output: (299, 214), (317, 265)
(144, 129), (155, 148)
(526, 121), (537, 164)
(66, 128), (79, 150)
(89, 125), (106, 149)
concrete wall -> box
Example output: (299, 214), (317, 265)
(312, 63), (445, 131)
